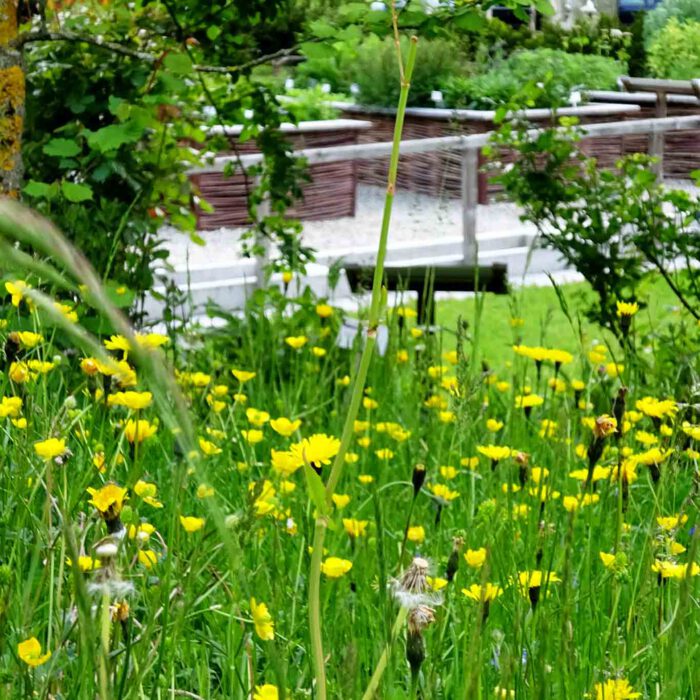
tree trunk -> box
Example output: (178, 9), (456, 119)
(0, 0), (24, 198)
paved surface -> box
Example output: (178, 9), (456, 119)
(161, 185), (536, 270)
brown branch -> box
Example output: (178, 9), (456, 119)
(15, 29), (314, 76)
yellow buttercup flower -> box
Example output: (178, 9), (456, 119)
(27, 360), (55, 375)
(138, 550), (159, 569)
(6, 280), (29, 307)
(285, 335), (308, 349)
(199, 438), (222, 456)
(316, 303), (333, 318)
(17, 637), (51, 667)
(407, 525), (425, 543)
(54, 302), (78, 323)
(270, 416), (301, 437)
(124, 419), (157, 443)
(332, 493), (351, 509)
(179, 515), (206, 533)
(250, 598), (275, 640)
(11, 331), (43, 348)
(460, 456), (479, 469)
(427, 576), (448, 591)
(107, 391), (152, 410)
(320, 556), (353, 579)
(656, 514), (688, 531)
(271, 449), (302, 477)
(80, 357), (100, 375)
(246, 408), (270, 427)
(254, 684), (279, 700)
(343, 518), (369, 538)
(34, 437), (66, 460)
(196, 484), (215, 499)
(9, 362), (30, 384)
(242, 429), (264, 445)
(0, 395), (22, 418)
(231, 369), (256, 384)
(464, 547), (487, 569)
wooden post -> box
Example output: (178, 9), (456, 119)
(650, 91), (667, 180)
(254, 176), (271, 289)
(461, 147), (478, 265)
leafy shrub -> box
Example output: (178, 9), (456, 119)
(281, 86), (346, 121)
(490, 105), (700, 336)
(352, 35), (464, 108)
(442, 49), (624, 109)
(643, 0), (700, 46)
(647, 18), (700, 80)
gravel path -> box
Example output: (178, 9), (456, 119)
(161, 180), (699, 271)
(161, 185), (533, 270)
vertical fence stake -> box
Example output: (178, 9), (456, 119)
(254, 175), (271, 289)
(461, 146), (478, 265)
(650, 92), (667, 180)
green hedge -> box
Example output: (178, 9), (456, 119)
(647, 18), (700, 80)
(442, 49), (625, 110)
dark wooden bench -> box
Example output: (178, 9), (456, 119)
(344, 263), (508, 324)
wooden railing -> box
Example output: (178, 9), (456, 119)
(188, 114), (700, 268)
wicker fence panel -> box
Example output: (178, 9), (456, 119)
(343, 105), (700, 202)
(192, 127), (363, 229)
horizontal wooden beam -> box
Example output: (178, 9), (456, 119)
(619, 76), (700, 98)
(333, 100), (640, 123)
(189, 114), (700, 174)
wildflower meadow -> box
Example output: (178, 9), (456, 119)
(2, 197), (699, 700)
(2, 0), (700, 699)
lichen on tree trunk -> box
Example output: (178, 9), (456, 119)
(0, 0), (24, 199)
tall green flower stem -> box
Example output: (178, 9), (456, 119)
(307, 35), (418, 700)
(361, 605), (410, 700)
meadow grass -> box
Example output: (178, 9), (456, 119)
(2, 211), (699, 699)
(436, 276), (682, 366)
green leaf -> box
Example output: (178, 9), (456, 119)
(43, 138), (81, 158)
(300, 41), (334, 61)
(309, 19), (336, 39)
(61, 181), (93, 203)
(164, 52), (194, 75)
(453, 10), (487, 31)
(302, 461), (329, 516)
(23, 180), (58, 199)
(87, 121), (143, 153)
(206, 25), (221, 41)
(533, 0), (555, 16)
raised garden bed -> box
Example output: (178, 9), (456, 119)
(336, 102), (641, 200)
(190, 119), (371, 230)
(587, 90), (700, 179)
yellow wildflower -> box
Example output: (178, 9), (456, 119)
(17, 637), (51, 667)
